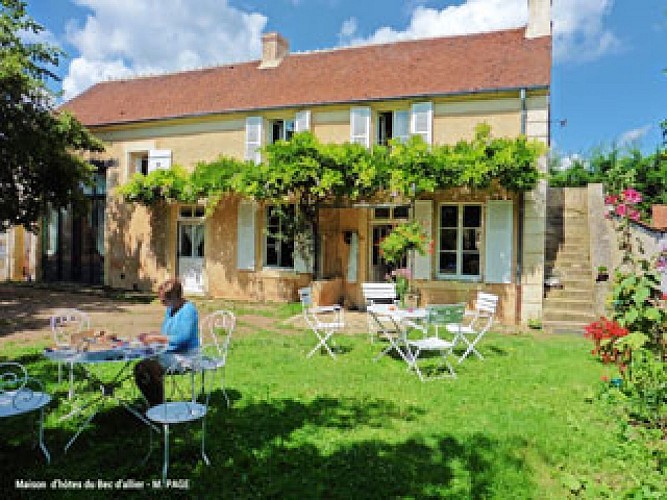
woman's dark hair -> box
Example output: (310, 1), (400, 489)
(158, 278), (183, 301)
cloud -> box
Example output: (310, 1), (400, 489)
(62, 0), (267, 99)
(556, 153), (585, 171)
(617, 125), (652, 147)
(338, 17), (358, 43)
(340, 0), (620, 64)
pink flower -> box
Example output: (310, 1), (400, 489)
(604, 194), (618, 205)
(615, 204), (627, 217)
(628, 208), (640, 221)
(622, 188), (642, 205)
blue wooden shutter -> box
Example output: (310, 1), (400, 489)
(411, 102), (433, 145)
(147, 149), (172, 173)
(350, 107), (371, 147)
(237, 200), (256, 270)
(295, 110), (311, 132)
(485, 200), (513, 283)
(413, 200), (433, 279)
(245, 117), (263, 163)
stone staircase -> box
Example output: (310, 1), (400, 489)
(542, 188), (597, 333)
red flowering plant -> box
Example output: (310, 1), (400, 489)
(584, 316), (629, 365)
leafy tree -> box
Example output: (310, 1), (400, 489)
(0, 0), (103, 231)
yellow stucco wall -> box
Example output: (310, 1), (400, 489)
(90, 92), (545, 321)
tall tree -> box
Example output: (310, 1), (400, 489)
(0, 0), (103, 231)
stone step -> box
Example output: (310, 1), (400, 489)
(544, 288), (593, 300)
(549, 250), (591, 260)
(542, 320), (589, 335)
(546, 261), (592, 273)
(543, 297), (595, 312)
(543, 308), (597, 323)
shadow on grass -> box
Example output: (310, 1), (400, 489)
(0, 382), (534, 498)
(0, 283), (155, 339)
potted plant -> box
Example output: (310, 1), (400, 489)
(379, 221), (430, 306)
(596, 266), (609, 282)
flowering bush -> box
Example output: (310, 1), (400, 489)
(605, 187), (642, 222)
(379, 221), (430, 266)
(584, 316), (629, 364)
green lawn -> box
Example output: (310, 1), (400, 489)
(0, 310), (663, 499)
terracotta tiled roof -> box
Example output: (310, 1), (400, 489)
(62, 28), (551, 127)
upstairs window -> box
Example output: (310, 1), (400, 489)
(377, 110), (409, 146)
(269, 119), (295, 144)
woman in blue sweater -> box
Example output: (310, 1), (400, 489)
(134, 278), (199, 405)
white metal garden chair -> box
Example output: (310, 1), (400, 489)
(362, 282), (400, 342)
(446, 292), (499, 363)
(145, 353), (211, 485)
(405, 303), (465, 381)
(198, 310), (235, 407)
(50, 308), (91, 399)
(0, 362), (52, 463)
(298, 287), (344, 359)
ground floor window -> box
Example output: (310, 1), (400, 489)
(438, 203), (482, 279)
(265, 205), (295, 269)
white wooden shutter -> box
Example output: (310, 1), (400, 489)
(294, 227), (313, 273)
(245, 116), (263, 164)
(413, 200), (433, 280)
(393, 110), (410, 143)
(350, 107), (371, 147)
(411, 102), (433, 145)
(147, 149), (172, 173)
(237, 200), (256, 270)
(485, 200), (513, 283)
(295, 110), (311, 132)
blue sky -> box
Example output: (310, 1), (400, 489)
(24, 0), (667, 159)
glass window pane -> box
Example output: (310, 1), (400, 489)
(462, 228), (481, 251)
(194, 206), (205, 218)
(439, 252), (457, 274)
(463, 205), (481, 227)
(180, 206), (192, 218)
(462, 253), (480, 275)
(392, 206), (409, 219)
(180, 226), (193, 257)
(266, 243), (278, 266)
(374, 207), (390, 219)
(440, 205), (458, 226)
(440, 229), (457, 251)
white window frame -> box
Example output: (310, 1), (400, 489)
(263, 204), (295, 270)
(268, 118), (295, 144)
(376, 110), (410, 146)
(436, 202), (483, 281)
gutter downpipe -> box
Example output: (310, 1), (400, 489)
(516, 88), (527, 325)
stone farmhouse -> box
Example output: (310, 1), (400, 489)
(27, 0), (552, 324)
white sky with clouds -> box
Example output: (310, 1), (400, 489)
(24, 0), (667, 156)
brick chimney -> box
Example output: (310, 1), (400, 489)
(258, 32), (289, 69)
(525, 0), (551, 39)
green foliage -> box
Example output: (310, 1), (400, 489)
(119, 127), (543, 207)
(379, 220), (430, 266)
(549, 127), (667, 221)
(117, 165), (191, 205)
(621, 348), (667, 430)
(0, 0), (104, 230)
